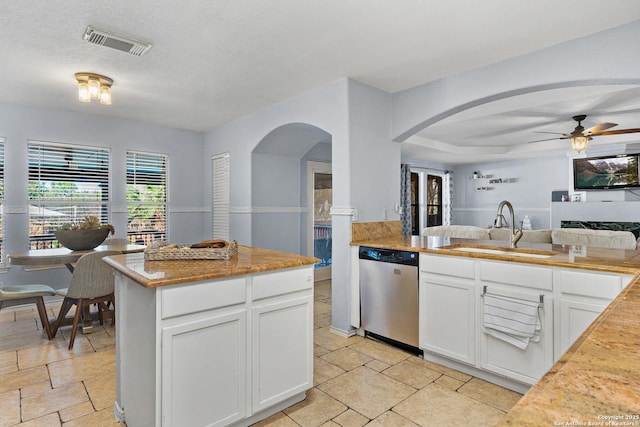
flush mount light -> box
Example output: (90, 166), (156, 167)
(75, 72), (113, 105)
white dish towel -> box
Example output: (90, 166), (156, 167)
(482, 294), (541, 350)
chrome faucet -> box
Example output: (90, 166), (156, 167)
(495, 200), (523, 248)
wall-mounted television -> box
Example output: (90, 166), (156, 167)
(573, 154), (640, 190)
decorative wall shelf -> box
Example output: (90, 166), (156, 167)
(471, 174), (514, 191)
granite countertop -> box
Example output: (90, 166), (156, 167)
(497, 278), (640, 425)
(351, 228), (640, 425)
(104, 245), (318, 288)
(352, 235), (640, 275)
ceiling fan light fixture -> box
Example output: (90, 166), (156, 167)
(571, 135), (590, 153)
(75, 72), (114, 105)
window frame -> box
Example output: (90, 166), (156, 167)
(27, 140), (111, 250)
(126, 150), (168, 245)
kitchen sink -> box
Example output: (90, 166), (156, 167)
(445, 246), (555, 259)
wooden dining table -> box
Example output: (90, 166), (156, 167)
(8, 243), (146, 333)
(9, 243), (146, 272)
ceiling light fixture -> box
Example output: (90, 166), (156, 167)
(75, 72), (113, 105)
(571, 135), (590, 153)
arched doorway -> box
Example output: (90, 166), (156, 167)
(251, 123), (332, 279)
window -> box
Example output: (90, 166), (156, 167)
(410, 172), (419, 235)
(28, 141), (110, 249)
(126, 151), (167, 245)
(212, 153), (230, 241)
(0, 138), (5, 263)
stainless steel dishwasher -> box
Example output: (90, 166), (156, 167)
(359, 246), (420, 353)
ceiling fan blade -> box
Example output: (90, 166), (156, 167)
(584, 122), (617, 135)
(595, 128), (640, 136)
(527, 136), (570, 143)
(533, 131), (569, 135)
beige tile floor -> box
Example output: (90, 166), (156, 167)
(0, 281), (522, 426)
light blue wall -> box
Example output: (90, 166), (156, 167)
(0, 103), (204, 290)
(452, 156), (568, 229)
(347, 80), (397, 222)
(251, 152), (302, 253)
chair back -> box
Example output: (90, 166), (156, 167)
(65, 251), (121, 299)
(103, 238), (131, 246)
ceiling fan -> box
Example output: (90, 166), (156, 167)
(529, 114), (640, 152)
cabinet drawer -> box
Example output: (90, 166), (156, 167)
(420, 254), (475, 279)
(162, 277), (246, 319)
(557, 269), (622, 299)
(480, 261), (552, 290)
(253, 267), (313, 300)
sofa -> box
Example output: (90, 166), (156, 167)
(551, 228), (638, 250)
(423, 225), (640, 250)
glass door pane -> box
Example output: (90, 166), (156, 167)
(426, 175), (443, 227)
(313, 172), (332, 270)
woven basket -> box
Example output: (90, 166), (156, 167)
(144, 240), (238, 261)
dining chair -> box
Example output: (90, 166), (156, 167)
(0, 284), (56, 339)
(51, 250), (121, 349)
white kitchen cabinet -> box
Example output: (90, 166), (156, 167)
(251, 268), (314, 414)
(479, 288), (554, 385)
(252, 295), (313, 413)
(479, 260), (554, 385)
(114, 266), (314, 427)
(555, 268), (633, 359)
(162, 309), (246, 426)
(419, 254), (476, 365)
(412, 250), (636, 391)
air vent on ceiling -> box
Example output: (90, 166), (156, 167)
(83, 26), (152, 56)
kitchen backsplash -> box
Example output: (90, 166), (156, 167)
(352, 220), (401, 242)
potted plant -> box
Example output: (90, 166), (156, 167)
(55, 216), (115, 251)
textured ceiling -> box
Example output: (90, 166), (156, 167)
(1, 1), (640, 163)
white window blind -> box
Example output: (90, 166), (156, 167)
(28, 141), (110, 250)
(0, 138), (5, 264)
(126, 151), (167, 245)
(212, 153), (230, 241)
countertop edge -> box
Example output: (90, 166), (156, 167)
(104, 247), (318, 288)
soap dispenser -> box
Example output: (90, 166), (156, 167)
(522, 215), (532, 230)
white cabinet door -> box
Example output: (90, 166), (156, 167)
(420, 277), (476, 365)
(555, 268), (629, 359)
(558, 298), (608, 356)
(252, 294), (314, 413)
(161, 309), (246, 427)
(479, 260), (554, 385)
(480, 292), (553, 385)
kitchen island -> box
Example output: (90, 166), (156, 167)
(104, 245), (318, 427)
(351, 222), (640, 425)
